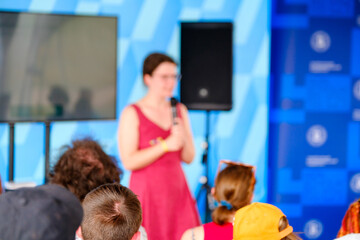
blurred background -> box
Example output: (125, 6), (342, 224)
(0, 0), (358, 239)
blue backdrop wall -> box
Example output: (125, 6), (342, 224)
(0, 0), (270, 222)
(270, 0), (360, 239)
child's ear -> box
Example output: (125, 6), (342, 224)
(211, 187), (215, 196)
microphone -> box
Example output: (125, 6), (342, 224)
(170, 97), (178, 125)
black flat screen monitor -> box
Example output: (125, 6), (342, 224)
(0, 11), (117, 122)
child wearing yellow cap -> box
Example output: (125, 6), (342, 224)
(233, 202), (302, 240)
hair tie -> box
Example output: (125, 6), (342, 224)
(214, 200), (233, 210)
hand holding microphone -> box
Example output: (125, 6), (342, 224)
(165, 97), (185, 151)
(170, 97), (178, 125)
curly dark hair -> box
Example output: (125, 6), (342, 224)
(50, 138), (122, 202)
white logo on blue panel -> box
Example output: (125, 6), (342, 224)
(353, 80), (360, 100)
(310, 31), (331, 53)
(306, 125), (328, 147)
(304, 219), (323, 239)
(350, 173), (360, 193)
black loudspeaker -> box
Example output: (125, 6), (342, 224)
(180, 22), (233, 111)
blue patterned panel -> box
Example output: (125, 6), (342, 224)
(301, 169), (347, 205)
(308, 0), (354, 18)
(305, 75), (351, 112)
(351, 29), (360, 76)
(347, 122), (360, 171)
(0, 0), (270, 223)
(270, 0), (360, 239)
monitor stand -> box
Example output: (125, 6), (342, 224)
(7, 121), (52, 184)
(8, 123), (14, 182)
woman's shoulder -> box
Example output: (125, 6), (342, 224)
(120, 104), (141, 122)
(123, 101), (143, 112)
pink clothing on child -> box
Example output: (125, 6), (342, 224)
(203, 222), (233, 240)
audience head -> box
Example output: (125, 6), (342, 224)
(212, 160), (256, 225)
(142, 52), (176, 78)
(81, 183), (142, 240)
(233, 202), (301, 240)
(337, 199), (360, 238)
(50, 138), (122, 202)
(0, 184), (83, 240)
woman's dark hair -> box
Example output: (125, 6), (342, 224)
(212, 164), (256, 225)
(50, 138), (122, 202)
(142, 52), (176, 77)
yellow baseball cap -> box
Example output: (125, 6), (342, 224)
(233, 202), (293, 240)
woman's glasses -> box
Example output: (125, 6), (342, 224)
(151, 74), (182, 81)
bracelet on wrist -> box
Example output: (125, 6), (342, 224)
(157, 137), (168, 153)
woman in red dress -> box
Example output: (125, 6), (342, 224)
(118, 53), (200, 240)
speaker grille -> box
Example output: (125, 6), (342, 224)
(180, 22), (233, 111)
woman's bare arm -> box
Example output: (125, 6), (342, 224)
(179, 104), (195, 164)
(117, 106), (166, 171)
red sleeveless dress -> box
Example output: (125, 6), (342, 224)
(130, 104), (200, 240)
